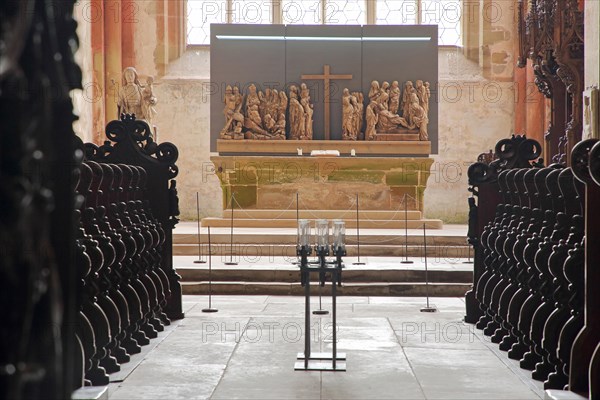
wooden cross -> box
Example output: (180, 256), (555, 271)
(302, 65), (353, 140)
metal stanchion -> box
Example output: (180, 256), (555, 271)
(420, 223), (437, 313)
(202, 226), (218, 313)
(294, 192), (301, 265)
(401, 194), (414, 264)
(193, 192), (206, 264)
(352, 193), (365, 265)
(463, 244), (474, 264)
(224, 193), (238, 266)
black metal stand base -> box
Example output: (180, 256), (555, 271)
(296, 351), (347, 371)
(313, 310), (329, 315)
(224, 262), (238, 265)
(352, 262), (366, 265)
(401, 260), (414, 264)
(295, 352), (347, 371)
(202, 308), (219, 313)
(193, 260), (207, 264)
(294, 360), (347, 371)
(420, 306), (437, 313)
(297, 352), (346, 360)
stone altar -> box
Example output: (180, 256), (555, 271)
(211, 155), (434, 213)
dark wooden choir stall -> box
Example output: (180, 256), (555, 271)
(464, 0), (598, 397)
(464, 141), (599, 398)
(71, 115), (184, 387)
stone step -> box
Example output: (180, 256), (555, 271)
(173, 243), (472, 258)
(181, 281), (471, 297)
(174, 232), (468, 246)
(219, 209), (423, 220)
(177, 267), (472, 283)
(201, 218), (444, 229)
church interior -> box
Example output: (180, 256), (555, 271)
(1, 0), (600, 399)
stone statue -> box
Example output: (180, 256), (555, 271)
(342, 88), (356, 140)
(258, 89), (267, 121)
(269, 89), (279, 119)
(364, 78), (430, 141)
(219, 77), (430, 142)
(239, 85), (287, 140)
(352, 91), (364, 140)
(376, 103), (405, 132)
(379, 81), (390, 109)
(341, 89), (366, 141)
(245, 84), (288, 139)
(259, 88), (287, 140)
(389, 81), (401, 115)
(300, 83), (310, 101)
(245, 84), (261, 119)
(288, 85), (305, 140)
(117, 67), (158, 125)
(220, 85), (244, 139)
(368, 80), (381, 103)
(417, 80), (430, 116)
(301, 87), (314, 140)
(398, 93), (429, 141)
(275, 91), (288, 138)
(278, 90), (288, 116)
(401, 81), (414, 119)
(365, 102), (378, 141)
(244, 106), (269, 138)
(142, 76), (157, 124)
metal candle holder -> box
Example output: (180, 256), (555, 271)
(295, 219), (346, 371)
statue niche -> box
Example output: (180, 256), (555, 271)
(345, 79), (430, 141)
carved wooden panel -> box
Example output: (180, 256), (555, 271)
(517, 0), (584, 165)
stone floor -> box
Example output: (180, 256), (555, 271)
(107, 295), (545, 400)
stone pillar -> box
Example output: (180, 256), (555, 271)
(121, 0), (136, 68)
(155, 0), (168, 76)
(103, 0), (122, 123)
(91, 0), (106, 144)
